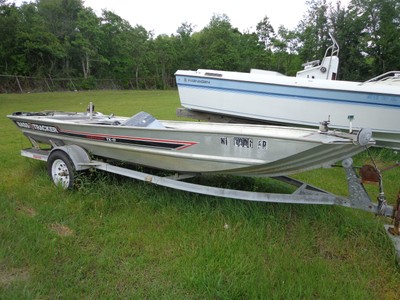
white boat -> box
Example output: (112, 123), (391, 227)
(175, 37), (400, 149)
(8, 109), (373, 178)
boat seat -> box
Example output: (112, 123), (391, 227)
(122, 111), (165, 129)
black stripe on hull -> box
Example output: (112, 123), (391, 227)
(13, 120), (197, 150)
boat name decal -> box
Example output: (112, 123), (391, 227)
(15, 121), (59, 133)
(221, 136), (268, 150)
(186, 78), (210, 85)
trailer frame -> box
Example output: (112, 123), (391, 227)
(20, 145), (400, 263)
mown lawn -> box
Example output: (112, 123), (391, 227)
(1, 90), (399, 299)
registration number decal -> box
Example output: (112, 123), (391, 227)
(234, 137), (253, 148)
(221, 136), (268, 150)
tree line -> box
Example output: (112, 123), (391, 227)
(1, 0), (399, 91)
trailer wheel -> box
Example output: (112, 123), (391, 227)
(47, 151), (76, 189)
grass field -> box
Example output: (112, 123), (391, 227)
(1, 90), (400, 299)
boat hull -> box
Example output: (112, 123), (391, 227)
(175, 69), (400, 149)
(8, 112), (371, 177)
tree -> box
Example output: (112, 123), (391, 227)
(197, 14), (241, 70)
(256, 16), (275, 50)
(15, 2), (65, 77)
(98, 10), (152, 89)
(329, 1), (367, 80)
(297, 0), (331, 63)
(235, 31), (268, 72)
(3, 0), (399, 91)
(346, 0), (400, 77)
(378, 0), (400, 72)
(72, 7), (103, 79)
(174, 22), (200, 70)
(177, 22), (195, 39)
(0, 1), (20, 74)
(272, 26), (302, 75)
(37, 0), (84, 76)
(152, 34), (177, 89)
(129, 25), (151, 88)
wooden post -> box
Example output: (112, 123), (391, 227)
(15, 75), (23, 93)
(44, 78), (51, 91)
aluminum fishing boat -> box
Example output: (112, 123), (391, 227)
(8, 108), (400, 265)
(175, 37), (400, 149)
(8, 109), (373, 177)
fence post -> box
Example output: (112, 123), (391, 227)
(44, 78), (51, 91)
(69, 79), (77, 91)
(15, 75), (23, 93)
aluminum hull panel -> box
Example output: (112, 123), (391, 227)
(8, 112), (371, 177)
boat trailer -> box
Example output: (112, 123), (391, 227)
(20, 144), (400, 263)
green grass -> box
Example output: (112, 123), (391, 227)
(1, 90), (400, 299)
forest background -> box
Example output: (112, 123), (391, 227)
(1, 0), (399, 92)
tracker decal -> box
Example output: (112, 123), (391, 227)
(14, 121), (59, 133)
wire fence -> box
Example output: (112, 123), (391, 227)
(0, 75), (176, 93)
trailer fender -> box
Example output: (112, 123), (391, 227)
(50, 145), (91, 171)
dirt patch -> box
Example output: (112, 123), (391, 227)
(48, 223), (74, 237)
(0, 267), (29, 287)
(16, 204), (37, 218)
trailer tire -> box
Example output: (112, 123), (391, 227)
(47, 151), (76, 189)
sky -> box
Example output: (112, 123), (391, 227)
(13, 0), (350, 36)
(83, 0), (351, 35)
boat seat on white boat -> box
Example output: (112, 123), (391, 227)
(122, 111), (165, 129)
